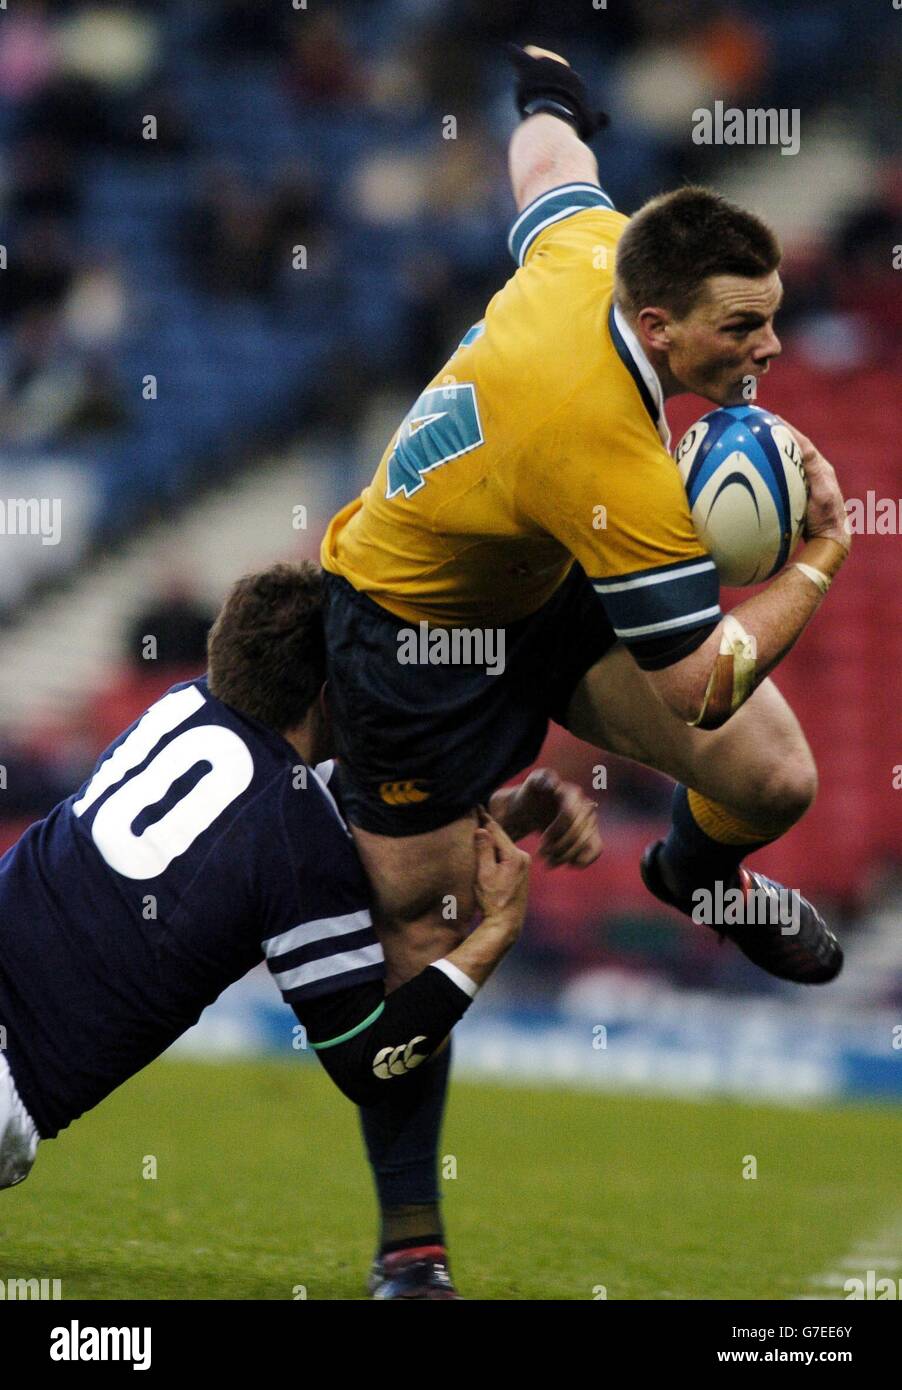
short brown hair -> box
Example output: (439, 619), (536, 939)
(615, 186), (781, 319)
(207, 561), (326, 732)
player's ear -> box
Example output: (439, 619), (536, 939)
(635, 306), (673, 352)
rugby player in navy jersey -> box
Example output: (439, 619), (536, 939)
(0, 561), (599, 1299)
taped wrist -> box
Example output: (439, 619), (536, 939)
(793, 537), (848, 594)
(297, 964), (474, 1107)
(506, 43), (609, 141)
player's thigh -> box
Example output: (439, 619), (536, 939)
(350, 813), (477, 991)
(565, 644), (816, 822)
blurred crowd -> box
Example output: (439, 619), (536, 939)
(0, 0), (898, 497)
(0, 573), (213, 820)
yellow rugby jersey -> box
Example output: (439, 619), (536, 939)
(321, 182), (721, 669)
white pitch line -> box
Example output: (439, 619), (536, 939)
(795, 1212), (902, 1301)
(838, 1254), (900, 1270)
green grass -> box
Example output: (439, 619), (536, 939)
(1, 1057), (899, 1300)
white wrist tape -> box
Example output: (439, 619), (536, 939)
(793, 561), (832, 595)
(431, 958), (480, 999)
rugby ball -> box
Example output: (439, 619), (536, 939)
(675, 405), (808, 586)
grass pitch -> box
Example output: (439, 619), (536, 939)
(1, 1057), (898, 1300)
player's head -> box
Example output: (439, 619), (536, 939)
(207, 561), (331, 760)
(614, 187), (783, 405)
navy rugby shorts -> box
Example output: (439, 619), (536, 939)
(322, 563), (617, 836)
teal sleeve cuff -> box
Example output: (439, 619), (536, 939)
(508, 182), (616, 265)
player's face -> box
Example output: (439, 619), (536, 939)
(666, 272), (783, 404)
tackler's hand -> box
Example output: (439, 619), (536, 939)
(473, 806), (531, 931)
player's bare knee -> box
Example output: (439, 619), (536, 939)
(754, 750), (818, 828)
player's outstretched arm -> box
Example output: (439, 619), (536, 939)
(507, 46), (603, 212)
(296, 813), (529, 1106)
(646, 427), (852, 730)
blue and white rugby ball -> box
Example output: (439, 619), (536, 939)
(675, 405), (808, 586)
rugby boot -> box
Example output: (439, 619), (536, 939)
(369, 1246), (461, 1300)
(640, 839), (843, 984)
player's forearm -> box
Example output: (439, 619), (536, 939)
(712, 569), (820, 689)
(302, 966), (476, 1108)
(301, 900), (524, 1105)
(653, 543), (848, 728)
(509, 113), (599, 212)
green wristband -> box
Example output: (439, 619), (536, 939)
(307, 1000), (385, 1051)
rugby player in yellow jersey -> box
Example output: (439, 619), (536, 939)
(321, 46), (852, 1296)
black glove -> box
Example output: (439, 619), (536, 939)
(507, 43), (609, 142)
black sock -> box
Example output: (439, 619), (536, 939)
(358, 1039), (452, 1257)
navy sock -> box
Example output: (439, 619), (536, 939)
(358, 1038), (452, 1256)
(660, 784), (773, 897)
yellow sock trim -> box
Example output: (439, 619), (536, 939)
(687, 789), (781, 847)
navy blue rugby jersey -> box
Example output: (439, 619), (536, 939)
(0, 677), (383, 1138)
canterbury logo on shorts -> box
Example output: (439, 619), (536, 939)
(378, 779), (431, 805)
(372, 1036), (428, 1079)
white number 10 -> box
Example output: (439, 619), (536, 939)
(73, 686), (254, 880)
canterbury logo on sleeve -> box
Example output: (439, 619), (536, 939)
(372, 1037), (429, 1079)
